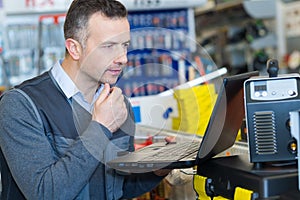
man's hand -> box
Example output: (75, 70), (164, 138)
(92, 83), (128, 132)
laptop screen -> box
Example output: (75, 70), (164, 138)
(196, 71), (259, 164)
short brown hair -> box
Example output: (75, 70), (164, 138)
(64, 0), (128, 52)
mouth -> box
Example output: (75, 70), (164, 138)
(107, 68), (122, 76)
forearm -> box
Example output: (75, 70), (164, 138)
(122, 172), (166, 198)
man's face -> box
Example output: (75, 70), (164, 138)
(78, 13), (130, 86)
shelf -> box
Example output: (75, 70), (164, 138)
(215, 0), (243, 11)
(195, 0), (243, 16)
(119, 0), (207, 11)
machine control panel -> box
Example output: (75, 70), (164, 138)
(250, 78), (298, 101)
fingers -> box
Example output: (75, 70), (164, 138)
(108, 86), (123, 101)
(165, 136), (176, 144)
(93, 84), (127, 133)
(97, 83), (111, 103)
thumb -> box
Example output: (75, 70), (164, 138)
(97, 83), (111, 103)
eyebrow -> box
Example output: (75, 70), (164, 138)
(123, 40), (131, 44)
(101, 40), (130, 45)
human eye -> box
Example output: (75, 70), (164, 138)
(101, 43), (114, 49)
(122, 42), (130, 49)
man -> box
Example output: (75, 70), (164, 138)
(0, 0), (168, 199)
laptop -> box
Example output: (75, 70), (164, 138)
(108, 71), (259, 172)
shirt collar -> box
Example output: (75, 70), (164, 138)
(50, 60), (104, 113)
(51, 60), (79, 99)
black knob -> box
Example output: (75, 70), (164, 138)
(267, 59), (279, 78)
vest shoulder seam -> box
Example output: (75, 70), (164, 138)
(13, 88), (43, 125)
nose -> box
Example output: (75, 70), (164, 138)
(114, 51), (128, 65)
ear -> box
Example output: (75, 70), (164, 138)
(65, 38), (82, 60)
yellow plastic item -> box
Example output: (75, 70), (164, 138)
(194, 174), (231, 200)
(234, 187), (254, 200)
(214, 196), (230, 200)
(193, 175), (211, 200)
(172, 84), (217, 136)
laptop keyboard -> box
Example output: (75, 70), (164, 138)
(140, 141), (200, 162)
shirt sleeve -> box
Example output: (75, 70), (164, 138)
(0, 89), (110, 200)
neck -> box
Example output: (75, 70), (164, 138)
(61, 58), (99, 104)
